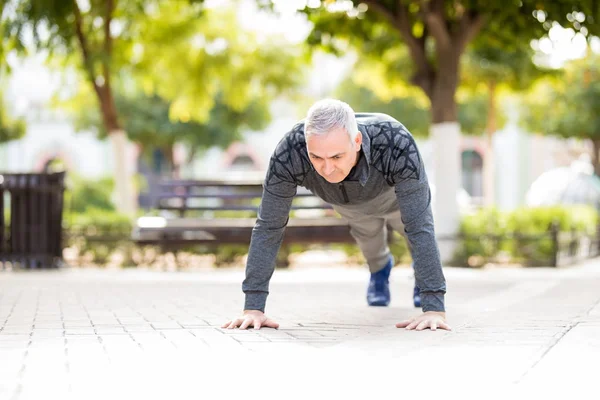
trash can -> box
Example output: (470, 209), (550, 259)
(0, 172), (66, 269)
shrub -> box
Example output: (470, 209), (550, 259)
(63, 208), (133, 266)
(452, 205), (598, 267)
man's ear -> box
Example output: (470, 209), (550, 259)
(354, 131), (362, 150)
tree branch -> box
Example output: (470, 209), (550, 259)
(397, 1), (435, 96)
(454, 11), (485, 55)
(72, 0), (102, 99)
(420, 0), (451, 52)
(103, 0), (114, 88)
(360, 1), (433, 94)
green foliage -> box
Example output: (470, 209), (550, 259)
(457, 91), (508, 135)
(300, 0), (599, 122)
(68, 90), (269, 163)
(2, 0), (306, 160)
(0, 93), (26, 143)
(520, 54), (600, 142)
(507, 205), (598, 235)
(61, 174), (132, 266)
(127, 4), (306, 124)
(452, 205), (598, 266)
(334, 76), (430, 137)
(335, 73), (504, 136)
(454, 208), (508, 266)
(304, 1), (600, 56)
(64, 175), (115, 214)
(63, 208), (133, 266)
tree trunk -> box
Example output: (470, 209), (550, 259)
(98, 91), (136, 217)
(428, 54), (461, 262)
(429, 63), (459, 123)
(163, 143), (179, 179)
(377, 2), (485, 262)
(72, 0), (136, 217)
(108, 130), (136, 216)
(483, 80), (497, 206)
(592, 139), (600, 177)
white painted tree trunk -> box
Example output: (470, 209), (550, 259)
(109, 130), (137, 216)
(483, 133), (495, 206)
(431, 122), (461, 263)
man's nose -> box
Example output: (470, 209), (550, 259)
(323, 161), (335, 175)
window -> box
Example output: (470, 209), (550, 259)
(462, 150), (483, 197)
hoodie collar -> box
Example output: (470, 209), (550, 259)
(352, 124), (371, 186)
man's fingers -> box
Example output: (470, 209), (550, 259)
(431, 321), (437, 331)
(239, 318), (253, 330)
(221, 321), (231, 329)
(263, 319), (279, 329)
(405, 320), (420, 330)
(254, 320), (262, 330)
(396, 317), (416, 328)
(438, 322), (452, 331)
(229, 320), (241, 329)
(395, 320), (410, 328)
(415, 320), (429, 331)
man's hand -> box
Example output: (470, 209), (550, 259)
(221, 310), (280, 330)
(396, 311), (451, 331)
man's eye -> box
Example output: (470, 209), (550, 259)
(333, 156), (341, 159)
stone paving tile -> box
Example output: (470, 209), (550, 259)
(0, 263), (599, 398)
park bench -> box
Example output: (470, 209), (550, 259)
(131, 179), (357, 253)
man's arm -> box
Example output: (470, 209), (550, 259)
(242, 129), (305, 313)
(242, 186), (295, 312)
(394, 180), (446, 312)
(390, 130), (446, 313)
(223, 127), (307, 330)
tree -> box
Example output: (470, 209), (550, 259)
(2, 0), (306, 215)
(335, 76), (431, 137)
(335, 71), (503, 140)
(298, 0), (599, 257)
(2, 0), (163, 215)
(520, 53), (600, 175)
(67, 89), (271, 177)
(460, 39), (547, 205)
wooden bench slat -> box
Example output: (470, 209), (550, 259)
(141, 217), (349, 230)
(134, 179), (357, 247)
(157, 205), (333, 211)
(156, 192), (318, 200)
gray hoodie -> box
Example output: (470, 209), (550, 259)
(242, 113), (446, 313)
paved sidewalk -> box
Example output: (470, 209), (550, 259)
(1, 260), (599, 399)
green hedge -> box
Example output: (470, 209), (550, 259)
(452, 205), (598, 267)
(63, 208), (134, 266)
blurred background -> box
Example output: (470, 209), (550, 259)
(1, 0), (600, 270)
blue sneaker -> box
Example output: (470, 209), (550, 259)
(413, 285), (421, 308)
(367, 256), (393, 306)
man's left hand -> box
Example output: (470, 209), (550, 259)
(396, 311), (451, 331)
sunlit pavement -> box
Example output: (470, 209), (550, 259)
(1, 258), (599, 399)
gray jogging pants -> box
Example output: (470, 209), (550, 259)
(332, 187), (409, 273)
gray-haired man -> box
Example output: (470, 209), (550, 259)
(223, 99), (450, 331)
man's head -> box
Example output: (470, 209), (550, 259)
(304, 99), (362, 183)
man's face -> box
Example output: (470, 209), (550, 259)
(306, 126), (362, 183)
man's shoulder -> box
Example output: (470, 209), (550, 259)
(276, 121), (306, 153)
(266, 121), (310, 186)
(358, 113), (413, 146)
(360, 113), (421, 182)
(356, 112), (401, 126)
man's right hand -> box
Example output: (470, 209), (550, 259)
(221, 310), (280, 330)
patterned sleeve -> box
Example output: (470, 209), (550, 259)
(242, 125), (308, 312)
(386, 123), (447, 312)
